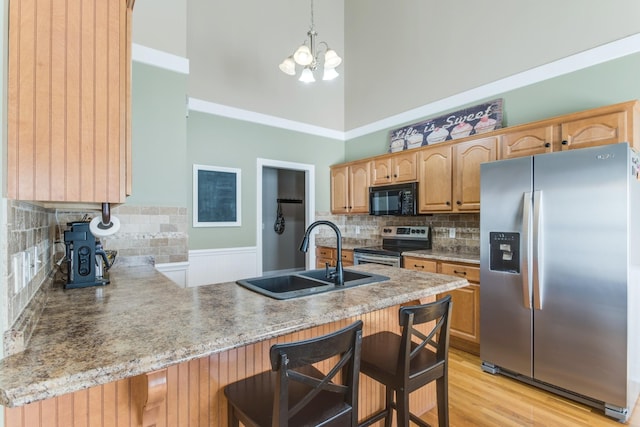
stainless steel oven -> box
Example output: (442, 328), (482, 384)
(353, 252), (401, 268)
(353, 226), (431, 268)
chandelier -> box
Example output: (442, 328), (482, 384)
(278, 0), (342, 83)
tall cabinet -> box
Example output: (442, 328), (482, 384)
(7, 0), (134, 204)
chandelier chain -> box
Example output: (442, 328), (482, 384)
(310, 0), (314, 30)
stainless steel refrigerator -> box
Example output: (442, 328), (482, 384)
(480, 142), (640, 421)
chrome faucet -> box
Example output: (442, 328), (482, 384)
(299, 220), (344, 286)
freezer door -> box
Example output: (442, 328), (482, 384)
(480, 156), (533, 376)
(532, 144), (628, 407)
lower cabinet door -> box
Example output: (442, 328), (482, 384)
(438, 283), (480, 354)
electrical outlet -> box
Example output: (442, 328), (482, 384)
(23, 250), (32, 289)
(355, 225), (360, 235)
(12, 254), (22, 294)
(449, 228), (456, 238)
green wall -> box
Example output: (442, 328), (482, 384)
(345, 52), (640, 161)
(186, 111), (344, 250)
(128, 52), (640, 252)
(128, 62), (188, 207)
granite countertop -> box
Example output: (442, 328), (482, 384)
(0, 263), (468, 407)
(316, 239), (480, 265)
(402, 249), (480, 265)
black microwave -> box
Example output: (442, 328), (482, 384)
(369, 182), (418, 216)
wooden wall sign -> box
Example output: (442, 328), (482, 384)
(388, 99), (504, 152)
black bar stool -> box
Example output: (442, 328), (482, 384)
(359, 296), (453, 427)
(224, 320), (363, 427)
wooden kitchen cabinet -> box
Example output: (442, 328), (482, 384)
(501, 124), (560, 159)
(370, 151), (417, 186)
(453, 136), (498, 212)
(7, 0), (133, 204)
(403, 256), (481, 355)
(403, 256), (438, 273)
(315, 247), (354, 268)
(561, 110), (630, 151)
(417, 136), (497, 213)
(417, 145), (453, 212)
(330, 161), (370, 214)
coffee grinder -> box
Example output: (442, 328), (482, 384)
(63, 221), (114, 289)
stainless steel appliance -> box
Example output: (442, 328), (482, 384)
(354, 226), (431, 267)
(64, 221), (116, 289)
(480, 142), (640, 421)
(369, 182), (418, 216)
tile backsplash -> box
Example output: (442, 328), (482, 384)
(315, 212), (480, 253)
(3, 201), (55, 353)
(53, 205), (189, 266)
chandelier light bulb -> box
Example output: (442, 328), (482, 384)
(299, 67), (316, 83)
(293, 45), (313, 66)
(279, 56), (296, 75)
(323, 49), (342, 69)
(322, 67), (339, 81)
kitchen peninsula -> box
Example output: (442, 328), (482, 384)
(0, 263), (467, 426)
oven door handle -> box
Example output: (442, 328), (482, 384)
(354, 253), (400, 267)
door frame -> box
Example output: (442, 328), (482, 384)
(256, 159), (315, 274)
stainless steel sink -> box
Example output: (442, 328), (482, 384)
(236, 269), (389, 300)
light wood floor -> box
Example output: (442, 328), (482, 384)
(419, 348), (640, 426)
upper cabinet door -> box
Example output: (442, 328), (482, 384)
(330, 165), (349, 214)
(371, 151), (417, 186)
(7, 0), (132, 203)
(453, 137), (498, 211)
(418, 145), (452, 212)
(561, 111), (627, 151)
(392, 151), (417, 183)
(349, 161), (370, 213)
(501, 125), (560, 159)
(370, 158), (393, 186)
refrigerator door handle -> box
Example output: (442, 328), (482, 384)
(522, 192), (532, 309)
(532, 190), (543, 310)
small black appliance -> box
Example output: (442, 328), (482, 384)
(63, 221), (115, 289)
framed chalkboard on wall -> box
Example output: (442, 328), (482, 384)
(193, 164), (241, 227)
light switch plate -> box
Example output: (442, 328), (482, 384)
(449, 228), (456, 238)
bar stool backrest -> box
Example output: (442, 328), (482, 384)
(269, 320), (363, 427)
(398, 295), (452, 385)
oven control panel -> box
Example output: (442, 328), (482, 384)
(381, 226), (430, 239)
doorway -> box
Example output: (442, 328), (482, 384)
(256, 159), (315, 275)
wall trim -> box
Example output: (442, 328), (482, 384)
(187, 247), (258, 287)
(132, 43), (190, 75)
(188, 98), (344, 141)
(188, 33), (640, 141)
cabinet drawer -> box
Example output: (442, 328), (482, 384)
(316, 247), (335, 259)
(403, 257), (438, 273)
(339, 249), (354, 263)
(440, 262), (479, 283)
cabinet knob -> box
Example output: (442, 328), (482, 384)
(446, 201), (451, 206)
(386, 175), (390, 179)
(393, 174), (397, 178)
(544, 142), (551, 148)
(456, 201), (462, 206)
(561, 140), (568, 145)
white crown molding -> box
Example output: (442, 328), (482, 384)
(185, 33), (640, 141)
(188, 98), (345, 140)
(132, 43), (190, 75)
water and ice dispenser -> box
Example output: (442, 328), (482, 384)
(489, 232), (520, 273)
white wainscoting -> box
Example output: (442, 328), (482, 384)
(186, 247), (258, 287)
(155, 261), (190, 288)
